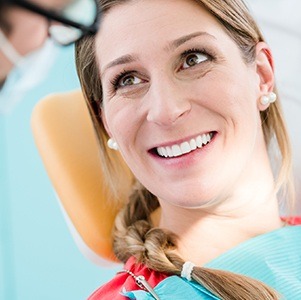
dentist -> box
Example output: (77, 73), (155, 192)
(0, 0), (100, 112)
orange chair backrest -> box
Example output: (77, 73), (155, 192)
(31, 90), (119, 262)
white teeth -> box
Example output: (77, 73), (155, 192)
(202, 134), (208, 145)
(161, 147), (168, 157)
(190, 139), (197, 150)
(156, 132), (214, 158)
(166, 147), (173, 157)
(180, 142), (191, 154)
(171, 145), (182, 157)
(196, 136), (203, 147)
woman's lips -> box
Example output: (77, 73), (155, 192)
(149, 131), (216, 159)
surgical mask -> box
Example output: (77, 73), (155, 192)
(0, 29), (23, 66)
(0, 30), (58, 115)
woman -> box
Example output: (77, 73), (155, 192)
(75, 0), (301, 299)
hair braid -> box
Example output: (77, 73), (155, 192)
(113, 185), (280, 300)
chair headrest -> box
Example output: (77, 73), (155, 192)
(31, 90), (119, 263)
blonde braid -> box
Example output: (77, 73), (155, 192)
(113, 185), (280, 300)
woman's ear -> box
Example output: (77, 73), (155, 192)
(255, 42), (275, 111)
(101, 110), (119, 150)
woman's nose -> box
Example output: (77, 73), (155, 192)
(146, 78), (191, 126)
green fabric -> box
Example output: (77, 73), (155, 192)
(123, 225), (301, 299)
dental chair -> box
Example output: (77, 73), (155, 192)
(31, 90), (122, 266)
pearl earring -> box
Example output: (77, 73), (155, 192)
(107, 138), (119, 150)
(261, 92), (277, 106)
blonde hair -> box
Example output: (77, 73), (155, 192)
(75, 0), (294, 298)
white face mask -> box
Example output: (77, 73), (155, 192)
(0, 29), (23, 66)
(0, 30), (59, 115)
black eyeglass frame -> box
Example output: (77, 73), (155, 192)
(8, 0), (100, 43)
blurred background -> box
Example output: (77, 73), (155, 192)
(0, 45), (119, 300)
(0, 1), (300, 299)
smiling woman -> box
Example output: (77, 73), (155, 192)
(75, 0), (300, 299)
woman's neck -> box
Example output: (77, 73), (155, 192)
(158, 187), (283, 266)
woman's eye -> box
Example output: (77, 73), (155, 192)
(182, 52), (208, 69)
(119, 75), (142, 87)
(110, 71), (146, 93)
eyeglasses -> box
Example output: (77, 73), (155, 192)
(9, 0), (100, 45)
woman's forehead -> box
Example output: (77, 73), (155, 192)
(95, 0), (226, 66)
(98, 0), (221, 38)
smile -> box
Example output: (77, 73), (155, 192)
(156, 132), (214, 158)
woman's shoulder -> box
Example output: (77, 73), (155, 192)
(88, 257), (169, 300)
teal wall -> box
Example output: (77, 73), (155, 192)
(0, 45), (119, 300)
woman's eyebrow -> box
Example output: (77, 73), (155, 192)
(166, 31), (216, 51)
(101, 32), (215, 76)
(102, 54), (139, 76)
